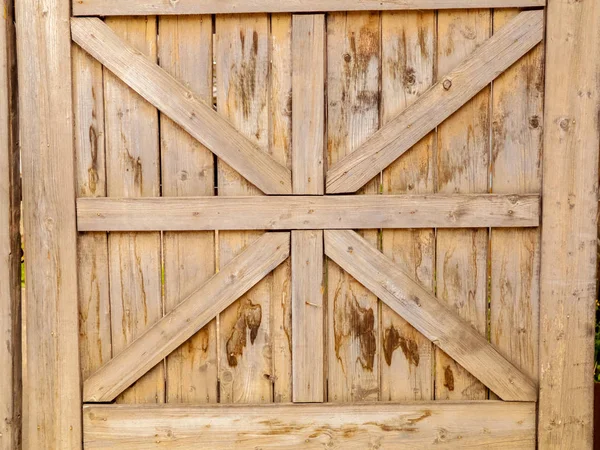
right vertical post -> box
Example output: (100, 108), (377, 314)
(539, 1), (600, 448)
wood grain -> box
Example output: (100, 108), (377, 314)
(83, 232), (290, 403)
(73, 0), (547, 16)
(291, 230), (324, 402)
(83, 401), (536, 449)
(77, 194), (541, 231)
(326, 10), (544, 194)
(539, 0), (600, 447)
(324, 230), (537, 402)
(71, 17), (292, 195)
(291, 15), (325, 194)
(15, 0), (82, 446)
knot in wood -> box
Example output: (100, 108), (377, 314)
(442, 79), (452, 90)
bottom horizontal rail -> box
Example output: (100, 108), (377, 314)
(83, 401), (535, 449)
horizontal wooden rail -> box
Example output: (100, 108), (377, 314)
(73, 0), (546, 16)
(77, 194), (540, 231)
(83, 402), (536, 449)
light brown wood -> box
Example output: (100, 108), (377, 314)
(15, 0), (82, 446)
(83, 232), (290, 403)
(434, 9), (489, 402)
(158, 15), (217, 404)
(71, 17), (293, 195)
(291, 230), (324, 402)
(292, 14), (325, 195)
(0, 0), (21, 447)
(77, 194), (541, 231)
(83, 402), (536, 449)
(326, 10), (544, 194)
(324, 230), (538, 402)
(72, 0), (546, 16)
(380, 10), (435, 402)
(539, 0), (600, 447)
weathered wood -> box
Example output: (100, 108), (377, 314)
(434, 9), (490, 401)
(539, 0), (600, 447)
(292, 14), (325, 195)
(324, 230), (538, 402)
(158, 15), (217, 404)
(15, 0), (82, 446)
(71, 17), (292, 195)
(380, 10), (435, 402)
(291, 230), (324, 402)
(77, 194), (541, 231)
(83, 232), (291, 403)
(0, 0), (21, 447)
(83, 402), (536, 449)
(490, 9), (542, 393)
(72, 0), (547, 16)
(326, 10), (544, 194)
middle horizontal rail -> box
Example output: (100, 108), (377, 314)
(77, 194), (540, 231)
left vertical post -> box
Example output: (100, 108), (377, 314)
(0, 0), (21, 448)
(15, 0), (82, 447)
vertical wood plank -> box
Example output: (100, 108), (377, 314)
(292, 14), (325, 195)
(380, 11), (435, 402)
(270, 13), (293, 403)
(215, 14), (274, 404)
(104, 17), (164, 404)
(15, 0), (82, 446)
(539, 0), (600, 447)
(292, 230), (324, 402)
(158, 15), (217, 404)
(490, 8), (542, 391)
(326, 11), (380, 402)
(435, 9), (490, 401)
(0, 0), (21, 446)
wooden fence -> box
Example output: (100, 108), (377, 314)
(1, 0), (599, 449)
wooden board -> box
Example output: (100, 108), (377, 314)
(435, 9), (490, 401)
(291, 230), (324, 402)
(326, 10), (544, 194)
(103, 17), (163, 404)
(325, 230), (537, 402)
(15, 0), (82, 447)
(83, 402), (536, 449)
(380, 10), (435, 402)
(73, 0), (547, 16)
(158, 15), (217, 404)
(0, 0), (21, 447)
(77, 194), (541, 231)
(539, 0), (600, 447)
(326, 11), (381, 402)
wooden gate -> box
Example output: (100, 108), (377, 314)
(14, 0), (600, 449)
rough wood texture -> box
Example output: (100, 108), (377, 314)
(83, 233), (291, 403)
(103, 17), (164, 404)
(292, 230), (324, 402)
(77, 194), (540, 231)
(325, 230), (537, 402)
(380, 11), (435, 402)
(292, 14), (325, 194)
(0, 0), (21, 447)
(490, 9), (542, 391)
(83, 402), (536, 449)
(434, 9), (490, 402)
(539, 0), (600, 447)
(158, 15), (217, 404)
(71, 17), (292, 195)
(326, 12), (381, 402)
(326, 10), (544, 194)
(72, 0), (547, 16)
(15, 0), (82, 446)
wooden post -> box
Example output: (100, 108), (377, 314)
(0, 0), (21, 447)
(15, 0), (82, 448)
(539, 0), (600, 448)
